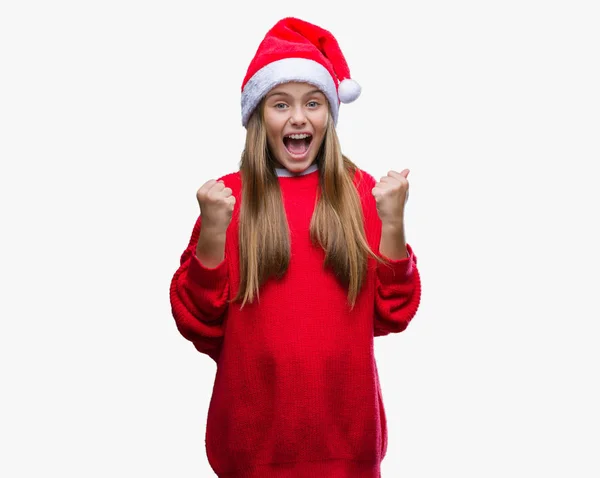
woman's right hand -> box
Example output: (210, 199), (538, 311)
(196, 179), (236, 234)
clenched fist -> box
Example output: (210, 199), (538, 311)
(196, 179), (236, 234)
(372, 169), (410, 228)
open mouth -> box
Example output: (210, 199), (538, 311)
(283, 133), (313, 157)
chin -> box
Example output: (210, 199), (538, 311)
(286, 160), (314, 172)
(276, 150), (315, 172)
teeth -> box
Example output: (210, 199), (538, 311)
(286, 134), (311, 140)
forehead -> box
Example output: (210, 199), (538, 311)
(267, 82), (326, 98)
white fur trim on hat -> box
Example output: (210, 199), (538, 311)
(241, 58), (339, 127)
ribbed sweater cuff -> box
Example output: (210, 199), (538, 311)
(188, 253), (228, 289)
(377, 243), (417, 285)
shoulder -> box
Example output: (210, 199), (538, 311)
(352, 168), (377, 197)
(217, 170), (241, 184)
(217, 171), (242, 193)
(351, 168), (379, 227)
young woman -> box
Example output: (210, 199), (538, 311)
(170, 17), (422, 478)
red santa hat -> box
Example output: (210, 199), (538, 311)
(241, 17), (361, 127)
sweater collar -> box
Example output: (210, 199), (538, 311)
(275, 163), (319, 177)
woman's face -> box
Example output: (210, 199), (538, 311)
(262, 82), (329, 174)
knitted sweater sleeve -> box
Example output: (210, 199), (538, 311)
(374, 245), (421, 336)
(169, 215), (229, 362)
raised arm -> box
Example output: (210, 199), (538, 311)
(359, 168), (422, 336)
(169, 216), (229, 361)
(169, 178), (236, 361)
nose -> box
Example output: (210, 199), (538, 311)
(289, 106), (307, 126)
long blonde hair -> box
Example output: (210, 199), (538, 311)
(234, 103), (385, 309)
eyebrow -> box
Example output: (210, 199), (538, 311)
(266, 89), (325, 99)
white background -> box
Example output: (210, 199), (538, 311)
(1, 0), (599, 476)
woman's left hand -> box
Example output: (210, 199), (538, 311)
(371, 169), (410, 227)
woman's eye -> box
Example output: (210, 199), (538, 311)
(275, 103), (287, 109)
(307, 101), (319, 108)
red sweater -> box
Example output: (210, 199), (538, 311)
(169, 167), (421, 477)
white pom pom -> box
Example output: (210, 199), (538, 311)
(338, 78), (361, 103)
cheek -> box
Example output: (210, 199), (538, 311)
(316, 110), (329, 131)
(263, 121), (280, 145)
(265, 131), (280, 152)
(264, 114), (285, 138)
